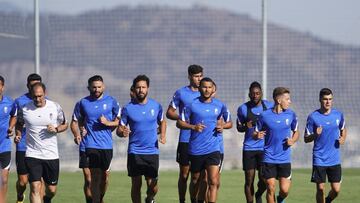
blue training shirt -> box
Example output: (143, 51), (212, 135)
(237, 100), (274, 151)
(181, 97), (227, 155)
(14, 93), (32, 152)
(0, 95), (16, 153)
(121, 98), (163, 155)
(78, 94), (120, 150)
(72, 101), (86, 152)
(256, 108), (298, 164)
(170, 86), (200, 143)
(305, 109), (345, 166)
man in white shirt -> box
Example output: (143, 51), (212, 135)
(15, 82), (68, 203)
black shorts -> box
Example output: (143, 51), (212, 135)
(189, 151), (221, 173)
(262, 163), (291, 179)
(86, 148), (113, 171)
(219, 153), (224, 173)
(0, 151), (11, 170)
(242, 150), (263, 171)
(79, 150), (89, 169)
(311, 164), (342, 183)
(25, 157), (59, 185)
(127, 154), (159, 178)
(16, 151), (27, 175)
(176, 142), (189, 166)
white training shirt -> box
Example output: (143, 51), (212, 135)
(18, 99), (66, 160)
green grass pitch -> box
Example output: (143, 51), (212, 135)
(6, 169), (360, 202)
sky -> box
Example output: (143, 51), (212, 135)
(2, 0), (360, 46)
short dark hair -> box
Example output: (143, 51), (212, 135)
(88, 75), (103, 86)
(30, 82), (46, 95)
(200, 77), (215, 86)
(188, 64), (203, 75)
(0, 75), (4, 85)
(133, 75), (150, 88)
(27, 73), (42, 84)
(319, 88), (333, 99)
(273, 87), (290, 101)
(249, 81), (261, 92)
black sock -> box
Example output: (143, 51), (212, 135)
(325, 196), (332, 203)
(191, 199), (197, 203)
(43, 196), (52, 203)
(179, 199), (185, 203)
(86, 197), (93, 203)
(276, 195), (285, 203)
(198, 201), (204, 203)
(17, 194), (24, 201)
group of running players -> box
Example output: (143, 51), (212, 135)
(0, 64), (346, 203)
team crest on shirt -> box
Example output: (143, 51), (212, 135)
(3, 106), (8, 114)
(103, 104), (107, 110)
(151, 109), (155, 116)
(49, 113), (54, 120)
(285, 118), (289, 125)
(214, 108), (218, 115)
(336, 119), (340, 126)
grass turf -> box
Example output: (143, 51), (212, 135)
(6, 168), (360, 202)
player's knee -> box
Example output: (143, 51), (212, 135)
(279, 189), (289, 197)
(266, 183), (276, 193)
(332, 187), (340, 196)
(317, 184), (325, 194)
(46, 186), (57, 197)
(208, 178), (218, 189)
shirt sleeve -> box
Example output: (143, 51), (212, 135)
(112, 98), (121, 119)
(339, 112), (345, 130)
(157, 103), (164, 122)
(170, 90), (181, 109)
(237, 105), (246, 124)
(180, 105), (191, 122)
(305, 114), (314, 136)
(255, 114), (263, 132)
(56, 103), (66, 125)
(10, 101), (17, 117)
(221, 103), (231, 122)
(120, 106), (128, 126)
(291, 111), (298, 131)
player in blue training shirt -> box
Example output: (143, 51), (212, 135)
(0, 75), (17, 201)
(76, 75), (120, 203)
(166, 64), (203, 203)
(254, 87), (299, 203)
(177, 77), (230, 203)
(304, 88), (346, 203)
(237, 81), (274, 203)
(197, 82), (233, 203)
(117, 75), (166, 203)
(14, 73), (42, 203)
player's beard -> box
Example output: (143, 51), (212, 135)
(90, 91), (103, 99)
(136, 92), (147, 102)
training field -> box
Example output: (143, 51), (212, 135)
(6, 169), (360, 202)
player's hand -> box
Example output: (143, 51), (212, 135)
(338, 136), (345, 145)
(119, 126), (131, 137)
(246, 121), (253, 129)
(216, 119), (224, 133)
(287, 137), (295, 146)
(159, 135), (166, 144)
(47, 124), (57, 134)
(315, 126), (322, 136)
(14, 135), (21, 143)
(254, 131), (266, 139)
(80, 126), (87, 137)
(193, 123), (206, 132)
(99, 115), (109, 126)
(7, 128), (14, 137)
(74, 135), (82, 145)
